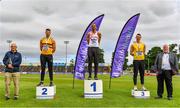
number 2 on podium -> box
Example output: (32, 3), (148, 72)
(42, 88), (47, 95)
(90, 82), (96, 92)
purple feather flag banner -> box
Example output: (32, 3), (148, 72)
(111, 13), (140, 78)
(74, 14), (104, 80)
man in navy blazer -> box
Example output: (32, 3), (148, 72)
(3, 42), (22, 100)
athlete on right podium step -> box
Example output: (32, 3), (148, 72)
(86, 23), (101, 80)
(130, 33), (147, 91)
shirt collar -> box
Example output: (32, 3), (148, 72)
(10, 50), (17, 54)
(163, 52), (169, 54)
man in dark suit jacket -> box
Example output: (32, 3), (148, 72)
(154, 44), (179, 100)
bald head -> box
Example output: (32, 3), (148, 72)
(10, 42), (17, 52)
(163, 44), (169, 53)
(10, 42), (17, 47)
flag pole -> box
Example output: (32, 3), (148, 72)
(72, 70), (75, 89)
(109, 13), (140, 89)
(109, 73), (112, 89)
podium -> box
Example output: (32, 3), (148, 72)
(36, 86), (56, 99)
(131, 90), (150, 98)
(84, 80), (103, 99)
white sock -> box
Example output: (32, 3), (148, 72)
(134, 86), (137, 89)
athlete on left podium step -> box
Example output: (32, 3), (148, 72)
(37, 28), (56, 86)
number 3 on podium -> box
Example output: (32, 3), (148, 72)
(141, 91), (145, 96)
(91, 82), (96, 92)
(42, 88), (48, 95)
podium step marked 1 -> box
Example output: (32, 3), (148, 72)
(36, 86), (56, 99)
(84, 80), (103, 98)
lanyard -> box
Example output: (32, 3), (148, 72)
(45, 37), (51, 44)
(136, 43), (141, 52)
(90, 32), (98, 38)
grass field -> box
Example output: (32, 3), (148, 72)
(0, 73), (180, 107)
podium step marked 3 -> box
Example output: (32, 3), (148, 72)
(131, 90), (150, 98)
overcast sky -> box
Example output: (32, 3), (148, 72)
(0, 0), (180, 64)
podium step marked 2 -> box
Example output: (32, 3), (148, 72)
(131, 90), (150, 98)
(36, 86), (56, 99)
(84, 80), (103, 99)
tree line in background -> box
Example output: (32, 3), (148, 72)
(69, 44), (180, 71)
(1, 44), (179, 73)
(144, 44), (180, 70)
